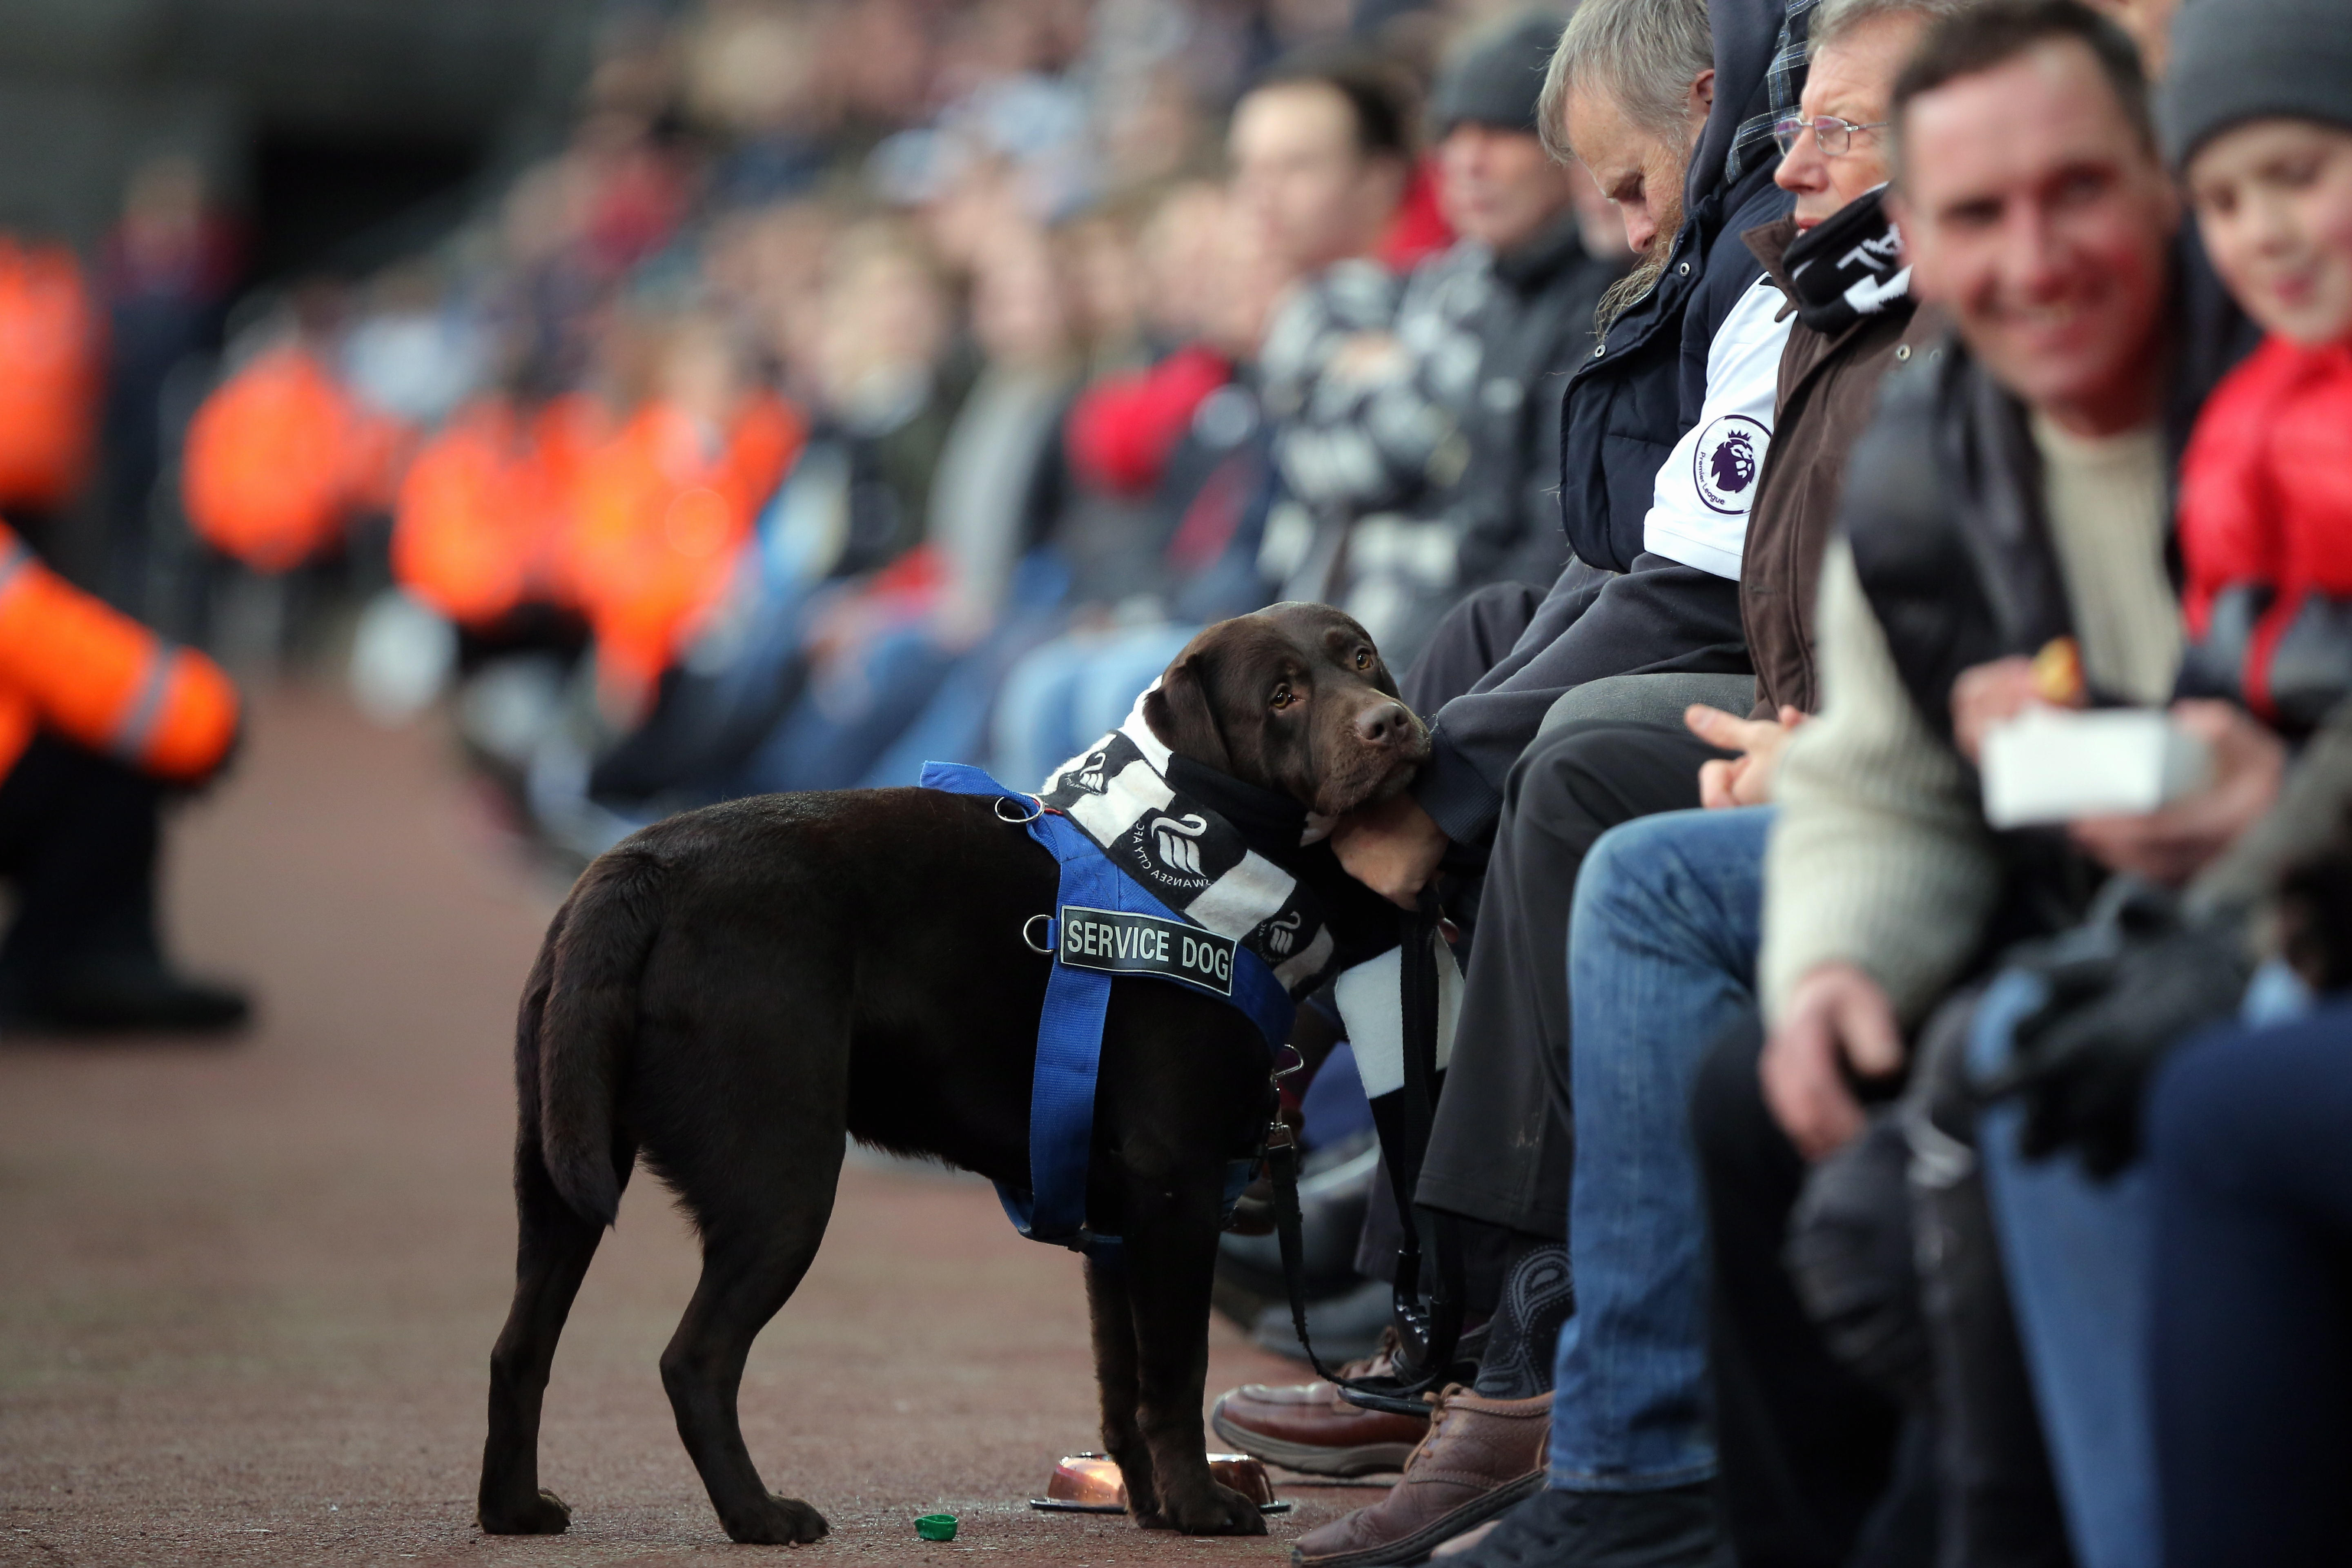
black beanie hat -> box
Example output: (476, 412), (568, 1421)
(1430, 11), (1568, 137)
(2159, 0), (2352, 170)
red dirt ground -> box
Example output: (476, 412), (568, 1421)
(0, 688), (1390, 1567)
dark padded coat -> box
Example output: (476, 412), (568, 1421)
(1840, 236), (2254, 944)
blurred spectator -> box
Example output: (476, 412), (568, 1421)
(1324, 11), (1630, 670)
(567, 308), (803, 715)
(1241, 52), (1418, 601)
(993, 185), (1296, 787)
(181, 293), (408, 579)
(1979, 1), (2352, 1561)
(0, 237), (104, 567)
(986, 54), (1429, 789)
(1695, 7), (2258, 1566)
(725, 207), (1085, 792)
(99, 154), (239, 612)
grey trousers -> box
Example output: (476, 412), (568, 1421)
(1372, 582), (1722, 1245)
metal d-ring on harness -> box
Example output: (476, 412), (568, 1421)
(1264, 891), (1465, 1417)
(1008, 801), (1063, 957)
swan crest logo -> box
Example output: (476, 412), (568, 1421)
(1071, 747), (1111, 794)
(1150, 813), (1212, 875)
(1263, 909), (1304, 956)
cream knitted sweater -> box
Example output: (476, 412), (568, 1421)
(1760, 417), (2179, 1024)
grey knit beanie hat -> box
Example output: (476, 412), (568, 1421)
(1430, 11), (1570, 136)
(2159, 0), (2352, 170)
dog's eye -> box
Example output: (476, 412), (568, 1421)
(1354, 648), (1372, 670)
(1270, 684), (1294, 710)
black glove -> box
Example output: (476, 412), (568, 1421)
(1983, 883), (2250, 1178)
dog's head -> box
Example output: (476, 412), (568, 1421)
(1142, 602), (1429, 817)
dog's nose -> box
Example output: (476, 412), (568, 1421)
(1355, 700), (1412, 746)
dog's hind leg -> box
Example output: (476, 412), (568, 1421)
(658, 1140), (842, 1546)
(478, 1133), (636, 1534)
(1085, 1256), (1158, 1519)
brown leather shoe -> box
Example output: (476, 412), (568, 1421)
(1287, 1387), (1549, 1567)
(1209, 1347), (1427, 1477)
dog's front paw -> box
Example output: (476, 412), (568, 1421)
(1140, 1481), (1267, 1536)
(721, 1493), (830, 1546)
(478, 1487), (571, 1535)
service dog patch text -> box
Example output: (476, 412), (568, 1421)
(1057, 906), (1235, 996)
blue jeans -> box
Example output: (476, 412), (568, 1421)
(1970, 958), (2316, 1568)
(1550, 806), (1772, 1490)
(2150, 999), (2352, 1567)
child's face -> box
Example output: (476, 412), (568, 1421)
(2189, 118), (2352, 347)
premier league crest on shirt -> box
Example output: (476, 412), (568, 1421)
(1694, 414), (1769, 515)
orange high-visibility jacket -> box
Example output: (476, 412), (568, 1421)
(0, 239), (101, 510)
(522, 392), (612, 611)
(182, 345), (405, 573)
(393, 399), (551, 628)
(565, 391), (802, 707)
(0, 524), (239, 784)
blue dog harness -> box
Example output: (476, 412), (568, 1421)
(920, 760), (1299, 1256)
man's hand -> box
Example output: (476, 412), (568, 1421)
(1950, 656), (2050, 765)
(1686, 704), (1806, 809)
(1330, 792), (1450, 908)
(1761, 963), (1904, 1160)
(2069, 699), (2285, 885)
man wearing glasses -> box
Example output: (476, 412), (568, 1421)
(1437, 0), (1962, 1563)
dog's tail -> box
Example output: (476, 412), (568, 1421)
(526, 845), (665, 1227)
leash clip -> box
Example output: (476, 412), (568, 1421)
(994, 793), (1044, 824)
(1022, 913), (1055, 954)
(1270, 1042), (1307, 1082)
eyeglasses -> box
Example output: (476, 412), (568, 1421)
(1771, 114), (1890, 158)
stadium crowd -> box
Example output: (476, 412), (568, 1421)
(1, 0), (2350, 1561)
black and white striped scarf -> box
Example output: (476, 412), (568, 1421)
(1040, 690), (1343, 999)
(1038, 687), (1461, 1101)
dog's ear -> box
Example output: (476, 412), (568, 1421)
(1143, 654), (1232, 770)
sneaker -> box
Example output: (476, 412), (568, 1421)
(1288, 1386), (1550, 1566)
(1441, 1483), (1720, 1568)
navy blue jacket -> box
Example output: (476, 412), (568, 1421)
(1414, 0), (1800, 853)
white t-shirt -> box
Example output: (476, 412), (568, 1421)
(1640, 273), (1791, 581)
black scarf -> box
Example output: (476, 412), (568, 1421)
(1782, 185), (1909, 334)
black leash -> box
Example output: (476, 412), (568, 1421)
(1263, 895), (1465, 1416)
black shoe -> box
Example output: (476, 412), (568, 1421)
(2, 958), (252, 1035)
(1444, 1483), (1719, 1568)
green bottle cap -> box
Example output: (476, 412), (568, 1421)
(916, 1513), (958, 1541)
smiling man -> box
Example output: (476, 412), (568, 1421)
(1682, 2), (2256, 1560)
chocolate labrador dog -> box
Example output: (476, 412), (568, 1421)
(478, 602), (1425, 1545)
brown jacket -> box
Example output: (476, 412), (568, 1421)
(1739, 217), (1947, 718)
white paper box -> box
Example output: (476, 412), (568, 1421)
(1979, 707), (2213, 829)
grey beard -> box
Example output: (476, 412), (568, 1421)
(1593, 211), (1685, 336)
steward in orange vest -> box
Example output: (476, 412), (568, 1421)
(0, 523), (248, 1031)
(0, 238), (102, 517)
(564, 390), (802, 715)
(392, 397), (561, 630)
(181, 343), (404, 574)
